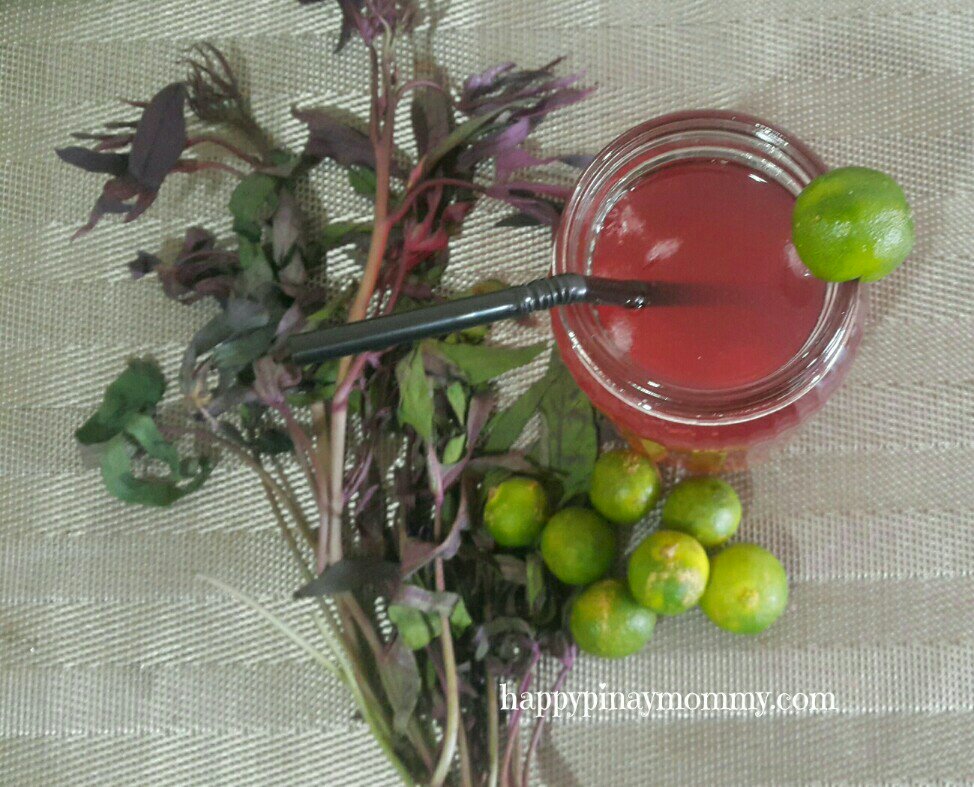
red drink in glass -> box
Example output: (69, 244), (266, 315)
(552, 111), (863, 471)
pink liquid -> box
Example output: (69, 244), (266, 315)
(592, 160), (827, 391)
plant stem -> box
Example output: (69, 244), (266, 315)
(487, 673), (500, 787)
(322, 87), (395, 569)
(520, 646), (576, 787)
(429, 490), (462, 787)
(499, 645), (541, 787)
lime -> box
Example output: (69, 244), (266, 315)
(483, 477), (548, 548)
(700, 543), (788, 635)
(661, 476), (741, 548)
(792, 166), (914, 282)
(589, 449), (662, 525)
(569, 578), (656, 658)
(627, 530), (709, 616)
(540, 507), (616, 586)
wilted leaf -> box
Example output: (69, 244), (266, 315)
(396, 349), (434, 442)
(425, 340), (544, 386)
(76, 358), (166, 445)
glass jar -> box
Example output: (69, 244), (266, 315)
(551, 110), (863, 472)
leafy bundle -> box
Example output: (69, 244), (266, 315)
(62, 2), (598, 784)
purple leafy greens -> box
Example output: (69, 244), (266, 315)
(64, 3), (596, 784)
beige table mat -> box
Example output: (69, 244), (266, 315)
(2, 0), (973, 783)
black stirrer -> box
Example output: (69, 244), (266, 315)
(288, 273), (703, 364)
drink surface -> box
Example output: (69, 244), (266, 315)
(591, 159), (827, 391)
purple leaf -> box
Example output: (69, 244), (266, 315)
(411, 79), (453, 157)
(559, 154), (594, 169)
(400, 487), (468, 577)
(55, 147), (129, 176)
(392, 585), (460, 616)
(72, 176), (142, 239)
(253, 357), (302, 407)
(456, 116), (531, 171)
(150, 227), (238, 305)
(462, 62), (515, 99)
(293, 106), (375, 170)
(294, 557), (400, 599)
(128, 82), (187, 191)
(128, 251), (161, 279)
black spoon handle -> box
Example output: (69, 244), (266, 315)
(288, 273), (655, 364)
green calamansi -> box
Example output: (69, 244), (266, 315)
(540, 507), (616, 586)
(627, 530), (709, 616)
(483, 476), (548, 548)
(792, 166), (914, 282)
(661, 476), (742, 548)
(588, 449), (662, 525)
(569, 579), (656, 659)
(700, 543), (789, 635)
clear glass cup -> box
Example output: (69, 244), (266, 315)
(551, 110), (864, 472)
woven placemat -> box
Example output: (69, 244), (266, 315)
(1, 1), (972, 783)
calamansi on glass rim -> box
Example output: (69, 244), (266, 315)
(792, 166), (914, 283)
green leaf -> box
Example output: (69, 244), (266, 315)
(122, 413), (181, 475)
(533, 352), (598, 504)
(210, 325), (276, 374)
(348, 166), (378, 197)
(526, 552), (546, 612)
(449, 596), (472, 633)
(481, 372), (552, 453)
(445, 381), (467, 425)
(100, 434), (211, 507)
(376, 636), (422, 734)
(442, 434), (466, 465)
(425, 341), (545, 386)
(76, 359), (166, 445)
(395, 349), (434, 442)
(320, 221), (373, 252)
(229, 173), (279, 241)
(237, 237), (275, 295)
(388, 604), (435, 650)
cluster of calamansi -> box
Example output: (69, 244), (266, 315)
(482, 450), (788, 659)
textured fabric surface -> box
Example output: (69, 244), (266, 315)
(2, 0), (973, 784)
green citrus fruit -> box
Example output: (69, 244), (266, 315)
(627, 530), (710, 616)
(792, 166), (914, 282)
(569, 578), (656, 658)
(661, 476), (742, 548)
(700, 543), (788, 635)
(588, 449), (662, 525)
(483, 477), (548, 548)
(540, 507), (616, 586)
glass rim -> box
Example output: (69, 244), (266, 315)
(552, 109), (862, 427)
